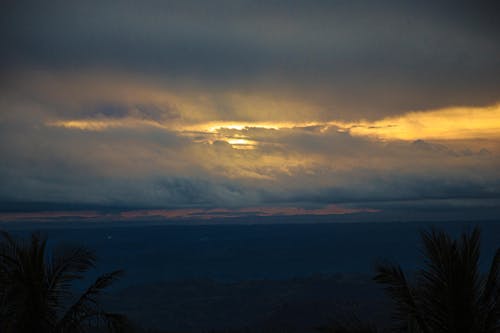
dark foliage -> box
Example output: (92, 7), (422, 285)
(0, 231), (127, 333)
(374, 227), (500, 333)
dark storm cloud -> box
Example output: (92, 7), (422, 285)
(2, 0), (500, 117)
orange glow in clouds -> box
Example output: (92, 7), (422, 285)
(0, 205), (379, 221)
(349, 104), (500, 141)
(47, 104), (500, 148)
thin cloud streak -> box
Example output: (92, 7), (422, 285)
(0, 205), (379, 222)
(0, 211), (102, 221)
(120, 205), (379, 220)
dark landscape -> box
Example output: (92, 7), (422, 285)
(2, 220), (499, 331)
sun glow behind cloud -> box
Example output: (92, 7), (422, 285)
(47, 104), (500, 149)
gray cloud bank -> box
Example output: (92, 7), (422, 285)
(2, 0), (500, 119)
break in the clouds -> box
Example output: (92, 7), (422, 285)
(1, 1), (500, 221)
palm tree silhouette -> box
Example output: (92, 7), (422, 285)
(374, 226), (499, 333)
(0, 230), (127, 333)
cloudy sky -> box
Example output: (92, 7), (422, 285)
(1, 0), (500, 222)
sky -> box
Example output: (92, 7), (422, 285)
(1, 0), (500, 222)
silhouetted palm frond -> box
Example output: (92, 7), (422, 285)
(0, 230), (124, 333)
(58, 270), (124, 332)
(480, 248), (500, 332)
(374, 263), (428, 333)
(374, 226), (499, 333)
(47, 246), (97, 313)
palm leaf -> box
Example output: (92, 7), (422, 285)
(376, 226), (500, 333)
(1, 230), (125, 332)
(46, 246), (97, 313)
(374, 263), (429, 333)
(57, 269), (124, 332)
(479, 248), (500, 333)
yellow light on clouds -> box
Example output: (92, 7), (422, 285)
(47, 119), (169, 131)
(349, 104), (500, 140)
(226, 138), (258, 149)
(47, 104), (500, 146)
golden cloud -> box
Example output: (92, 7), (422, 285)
(47, 103), (500, 150)
(348, 104), (500, 141)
